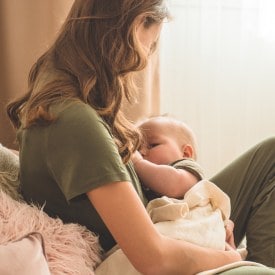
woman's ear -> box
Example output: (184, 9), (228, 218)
(181, 144), (194, 159)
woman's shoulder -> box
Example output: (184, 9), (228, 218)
(52, 100), (96, 118)
(51, 100), (107, 127)
(49, 100), (112, 136)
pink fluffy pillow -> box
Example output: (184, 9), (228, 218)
(0, 191), (102, 275)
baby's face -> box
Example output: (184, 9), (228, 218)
(139, 120), (183, 165)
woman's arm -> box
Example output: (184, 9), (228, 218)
(132, 151), (198, 198)
(87, 181), (241, 275)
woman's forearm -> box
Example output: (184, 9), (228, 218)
(87, 181), (241, 275)
(158, 236), (241, 275)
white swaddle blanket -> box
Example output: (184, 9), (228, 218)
(147, 180), (230, 250)
(95, 180), (264, 275)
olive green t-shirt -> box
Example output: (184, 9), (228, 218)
(18, 101), (146, 251)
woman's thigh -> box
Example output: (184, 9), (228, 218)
(210, 137), (275, 266)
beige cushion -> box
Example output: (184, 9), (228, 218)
(0, 232), (50, 275)
(0, 143), (22, 201)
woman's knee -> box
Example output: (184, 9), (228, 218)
(256, 137), (275, 157)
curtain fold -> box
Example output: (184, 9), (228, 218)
(0, 0), (160, 148)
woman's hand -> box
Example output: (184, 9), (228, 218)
(225, 219), (236, 249)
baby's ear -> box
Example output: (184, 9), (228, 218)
(181, 144), (194, 159)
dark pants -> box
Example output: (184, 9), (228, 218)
(211, 137), (275, 268)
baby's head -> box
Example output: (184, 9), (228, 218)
(137, 116), (198, 165)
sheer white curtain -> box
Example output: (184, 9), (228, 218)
(160, 0), (275, 177)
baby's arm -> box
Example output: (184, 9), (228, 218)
(132, 151), (198, 198)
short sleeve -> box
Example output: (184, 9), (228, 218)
(171, 158), (205, 181)
(47, 102), (131, 200)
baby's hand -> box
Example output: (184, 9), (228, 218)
(224, 219), (236, 249)
(9, 149), (19, 156)
(131, 151), (143, 166)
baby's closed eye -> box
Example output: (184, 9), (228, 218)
(148, 143), (160, 149)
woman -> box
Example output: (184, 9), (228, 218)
(7, 0), (274, 274)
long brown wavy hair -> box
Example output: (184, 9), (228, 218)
(7, 0), (169, 163)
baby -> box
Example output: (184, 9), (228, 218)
(133, 115), (234, 247)
(135, 115), (204, 200)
